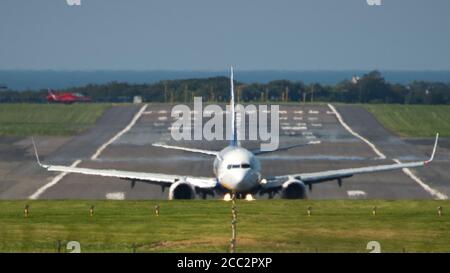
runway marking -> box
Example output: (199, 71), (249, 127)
(279, 110), (287, 114)
(142, 111), (152, 115)
(153, 122), (166, 127)
(279, 117), (288, 120)
(169, 126), (192, 131)
(329, 103), (448, 200)
(307, 117), (318, 121)
(293, 116), (303, 120)
(29, 105), (149, 200)
(158, 116), (168, 121)
(294, 110), (303, 114)
(282, 126), (307, 131)
(106, 192), (125, 200)
(347, 190), (367, 199)
(327, 104), (386, 159)
(311, 123), (322, 127)
(393, 159), (448, 200)
(308, 110), (319, 114)
(158, 110), (167, 114)
(29, 160), (82, 200)
(91, 105), (148, 160)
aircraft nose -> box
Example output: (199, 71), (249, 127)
(234, 170), (249, 183)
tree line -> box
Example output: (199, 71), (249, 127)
(1, 71), (450, 104)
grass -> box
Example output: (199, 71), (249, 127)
(0, 200), (449, 253)
(0, 104), (111, 136)
(363, 104), (450, 137)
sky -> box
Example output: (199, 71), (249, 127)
(1, 0), (449, 71)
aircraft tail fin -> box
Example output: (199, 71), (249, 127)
(230, 67), (239, 147)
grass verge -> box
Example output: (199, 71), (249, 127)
(363, 104), (450, 137)
(0, 104), (111, 136)
(0, 200), (449, 253)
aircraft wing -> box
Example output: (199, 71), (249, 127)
(252, 140), (321, 156)
(152, 143), (219, 156)
(32, 141), (217, 189)
(263, 134), (439, 189)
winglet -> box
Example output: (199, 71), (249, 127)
(425, 133), (439, 164)
(31, 137), (42, 167)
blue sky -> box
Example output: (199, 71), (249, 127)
(1, 0), (449, 70)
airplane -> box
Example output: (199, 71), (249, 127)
(46, 89), (91, 104)
(32, 67), (440, 200)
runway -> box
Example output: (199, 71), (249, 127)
(0, 103), (449, 200)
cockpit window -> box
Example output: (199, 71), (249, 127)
(227, 164), (250, 169)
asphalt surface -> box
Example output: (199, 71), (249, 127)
(0, 105), (140, 199)
(0, 103), (449, 200)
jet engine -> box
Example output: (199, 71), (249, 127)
(281, 179), (307, 199)
(168, 181), (195, 200)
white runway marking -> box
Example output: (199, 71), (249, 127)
(153, 122), (165, 127)
(329, 103), (448, 200)
(29, 160), (82, 200)
(28, 104), (148, 200)
(158, 116), (168, 121)
(142, 111), (152, 115)
(279, 117), (288, 120)
(327, 104), (385, 159)
(205, 110), (219, 115)
(347, 190), (367, 199)
(169, 126), (192, 131)
(307, 117), (318, 121)
(106, 192), (125, 200)
(294, 110), (303, 114)
(311, 123), (322, 127)
(91, 104), (148, 160)
(293, 116), (303, 120)
(308, 110), (319, 114)
(279, 110), (287, 114)
(158, 110), (167, 114)
(393, 159), (448, 200)
(282, 126), (306, 131)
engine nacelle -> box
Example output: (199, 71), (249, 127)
(168, 181), (195, 200)
(281, 179), (307, 199)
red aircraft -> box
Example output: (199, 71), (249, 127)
(46, 90), (91, 104)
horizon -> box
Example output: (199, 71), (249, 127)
(2, 70), (450, 91)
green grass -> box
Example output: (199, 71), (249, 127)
(363, 104), (450, 137)
(1, 200), (449, 253)
(0, 104), (111, 136)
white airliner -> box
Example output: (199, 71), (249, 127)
(33, 68), (439, 200)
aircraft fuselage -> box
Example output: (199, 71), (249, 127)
(213, 146), (261, 193)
